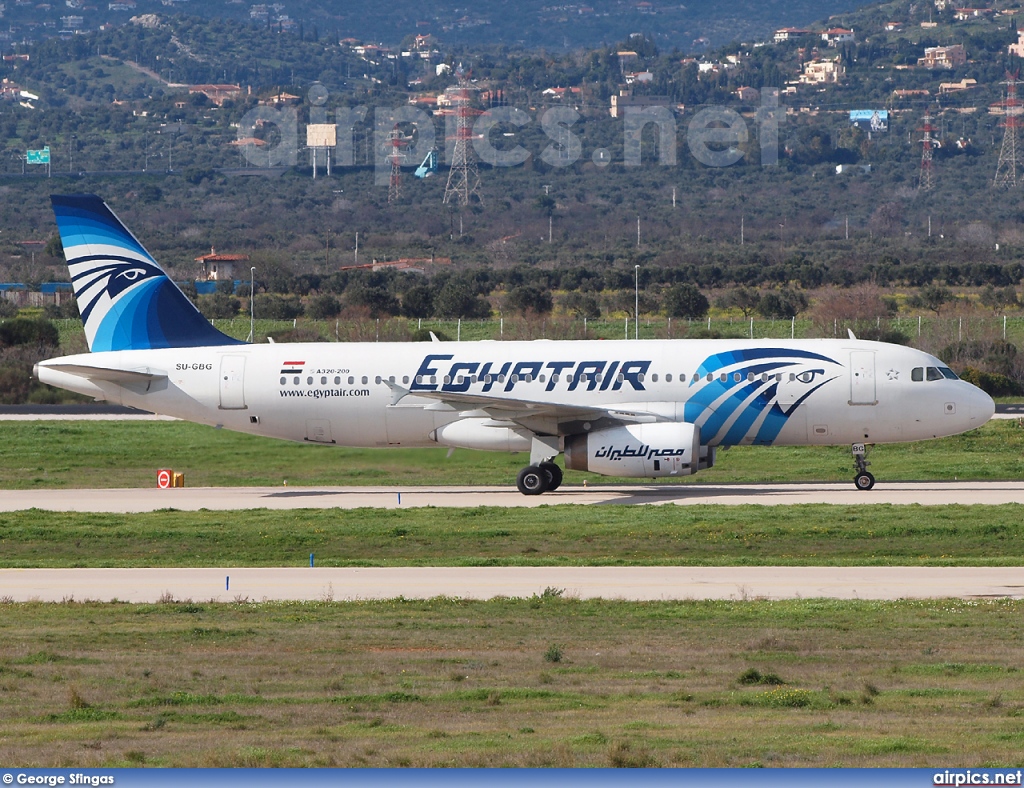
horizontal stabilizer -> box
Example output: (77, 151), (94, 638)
(40, 363), (167, 384)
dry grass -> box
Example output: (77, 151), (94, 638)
(1, 597), (1023, 767)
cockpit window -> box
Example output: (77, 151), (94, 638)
(940, 367), (959, 380)
(912, 367), (923, 382)
(926, 367), (943, 381)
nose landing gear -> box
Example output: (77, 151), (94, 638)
(852, 443), (875, 490)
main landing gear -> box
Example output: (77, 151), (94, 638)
(852, 443), (875, 490)
(516, 462), (563, 495)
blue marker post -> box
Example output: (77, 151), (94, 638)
(310, 553), (314, 568)
(226, 576), (229, 591)
(398, 492), (401, 506)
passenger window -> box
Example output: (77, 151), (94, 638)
(665, 374), (672, 383)
(652, 374), (659, 382)
(334, 376), (340, 385)
(525, 374), (533, 383)
(280, 377), (286, 385)
(719, 374), (727, 382)
(926, 367), (942, 381)
(912, 368), (923, 382)
(539, 375), (546, 383)
(403, 376), (409, 385)
(375, 376), (381, 385)
(430, 375), (436, 384)
(706, 373), (713, 382)
(389, 376), (395, 384)
(444, 375), (451, 384)
(349, 376), (355, 385)
(789, 373), (795, 382)
(637, 373), (646, 382)
(307, 376), (313, 385)
(510, 374), (519, 383)
(485, 375), (493, 383)
(321, 376), (327, 385)
(617, 373), (625, 383)
(293, 377), (300, 385)
(734, 373), (741, 382)
(362, 376), (369, 385)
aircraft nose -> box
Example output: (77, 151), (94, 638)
(969, 385), (996, 425)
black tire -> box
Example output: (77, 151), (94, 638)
(854, 472), (875, 491)
(540, 462), (563, 492)
(517, 465), (548, 495)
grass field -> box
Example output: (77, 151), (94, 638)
(2, 504), (1024, 568)
(1, 597), (1023, 767)
(2, 419), (1023, 490)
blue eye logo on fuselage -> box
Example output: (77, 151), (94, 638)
(686, 349), (841, 446)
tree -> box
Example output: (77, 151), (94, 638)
(401, 285), (434, 318)
(505, 285), (553, 316)
(433, 279), (491, 319)
(756, 289), (808, 319)
(908, 285), (954, 315)
(305, 293), (341, 319)
(562, 291), (601, 318)
(663, 283), (709, 319)
(718, 287), (761, 318)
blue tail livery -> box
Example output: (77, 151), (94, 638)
(50, 194), (242, 352)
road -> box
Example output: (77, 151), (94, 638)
(1, 481), (1023, 512)
(1, 565), (1022, 603)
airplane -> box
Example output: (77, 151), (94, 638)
(35, 194), (996, 495)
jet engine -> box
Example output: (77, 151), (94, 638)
(564, 422), (703, 478)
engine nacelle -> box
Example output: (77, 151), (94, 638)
(564, 422), (701, 478)
(431, 418), (533, 453)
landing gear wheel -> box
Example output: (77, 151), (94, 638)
(517, 465), (548, 496)
(540, 462), (563, 492)
(854, 471), (875, 491)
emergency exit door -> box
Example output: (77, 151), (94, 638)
(219, 355), (247, 410)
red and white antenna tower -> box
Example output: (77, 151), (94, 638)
(442, 64), (484, 206)
(994, 71), (1023, 188)
(918, 110), (939, 192)
(386, 124), (408, 204)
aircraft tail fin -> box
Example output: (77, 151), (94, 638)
(50, 194), (243, 352)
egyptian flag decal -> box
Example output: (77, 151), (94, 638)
(281, 360), (305, 374)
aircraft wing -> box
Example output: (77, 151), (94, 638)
(389, 383), (664, 435)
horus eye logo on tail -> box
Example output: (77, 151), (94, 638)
(51, 194), (242, 352)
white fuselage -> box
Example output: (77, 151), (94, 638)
(36, 338), (994, 452)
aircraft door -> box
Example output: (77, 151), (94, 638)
(219, 355), (247, 410)
(850, 351), (877, 405)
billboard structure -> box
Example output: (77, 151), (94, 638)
(850, 110), (889, 133)
(306, 124), (337, 178)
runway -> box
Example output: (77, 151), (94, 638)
(1, 565), (1022, 603)
(2, 480), (1024, 512)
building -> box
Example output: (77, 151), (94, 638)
(954, 7), (994, 20)
(735, 86), (759, 102)
(189, 84), (242, 105)
(892, 88), (931, 98)
(195, 248), (250, 281)
(885, 21), (903, 31)
(774, 27), (811, 42)
(798, 57), (844, 84)
(821, 27), (855, 46)
(609, 91), (671, 118)
(1009, 30), (1024, 58)
(918, 44), (966, 68)
(939, 77), (977, 93)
